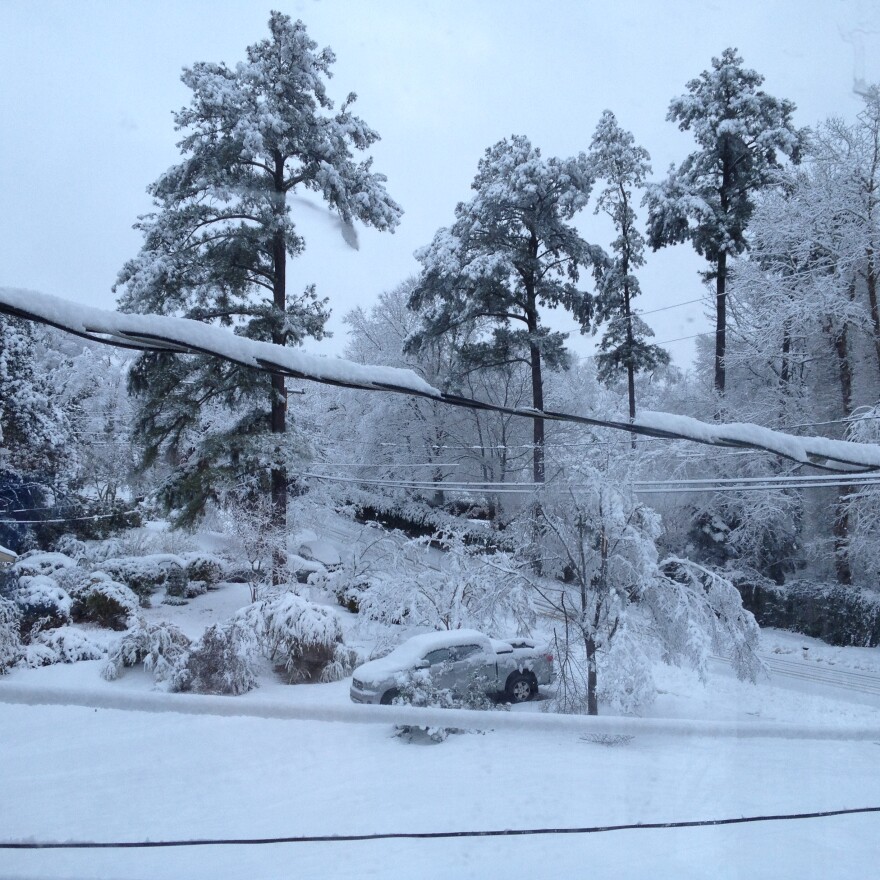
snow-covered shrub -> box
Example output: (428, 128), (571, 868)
(53, 534), (87, 562)
(12, 551), (77, 579)
(70, 577), (139, 631)
(392, 666), (501, 743)
(0, 597), (22, 672)
(238, 591), (353, 683)
(171, 622), (258, 695)
(182, 553), (225, 588)
(97, 556), (170, 604)
(15, 575), (71, 633)
(24, 626), (104, 667)
(102, 619), (191, 683)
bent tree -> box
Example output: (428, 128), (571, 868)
(645, 48), (805, 398)
(115, 13), (401, 574)
(408, 135), (603, 487)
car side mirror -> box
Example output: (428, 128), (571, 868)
(415, 659), (429, 669)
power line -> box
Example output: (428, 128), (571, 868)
(3, 806), (877, 849)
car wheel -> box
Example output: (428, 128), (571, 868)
(505, 672), (535, 703)
(380, 688), (400, 705)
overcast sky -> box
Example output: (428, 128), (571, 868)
(2, 0), (879, 368)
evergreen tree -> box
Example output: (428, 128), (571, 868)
(408, 135), (602, 485)
(645, 48), (806, 397)
(589, 110), (668, 433)
(0, 317), (74, 550)
(115, 13), (401, 563)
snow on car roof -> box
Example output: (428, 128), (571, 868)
(353, 629), (493, 684)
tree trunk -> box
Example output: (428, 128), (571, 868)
(714, 250), (727, 399)
(832, 320), (853, 586)
(623, 274), (636, 448)
(585, 634), (598, 716)
(270, 155), (288, 584)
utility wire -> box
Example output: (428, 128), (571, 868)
(3, 806), (877, 849)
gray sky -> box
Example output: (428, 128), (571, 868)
(2, 0), (879, 368)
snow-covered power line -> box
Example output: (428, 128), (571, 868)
(3, 287), (880, 473)
(299, 471), (880, 495)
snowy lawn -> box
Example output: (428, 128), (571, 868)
(2, 628), (880, 880)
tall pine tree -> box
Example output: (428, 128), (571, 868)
(115, 13), (401, 569)
(407, 135), (602, 486)
(645, 48), (805, 398)
(589, 110), (668, 435)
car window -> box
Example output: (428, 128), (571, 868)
(451, 644), (482, 661)
(423, 648), (451, 665)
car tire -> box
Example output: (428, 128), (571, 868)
(505, 672), (536, 703)
(380, 688), (400, 705)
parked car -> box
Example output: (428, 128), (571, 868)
(349, 629), (555, 705)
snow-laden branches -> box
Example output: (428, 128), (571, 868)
(3, 287), (880, 472)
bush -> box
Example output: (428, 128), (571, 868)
(12, 551), (77, 579)
(182, 553), (225, 588)
(70, 577), (139, 631)
(97, 556), (170, 605)
(0, 597), (22, 673)
(15, 575), (72, 634)
(238, 591), (353, 683)
(24, 626), (105, 667)
(171, 622), (258, 695)
(392, 666), (502, 743)
(102, 619), (191, 683)
(732, 572), (880, 647)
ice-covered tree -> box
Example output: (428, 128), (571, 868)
(115, 13), (401, 562)
(532, 468), (761, 715)
(589, 111), (668, 430)
(0, 318), (75, 550)
(408, 135), (603, 485)
(645, 48), (806, 397)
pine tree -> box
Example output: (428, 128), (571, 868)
(589, 111), (668, 434)
(115, 13), (401, 568)
(408, 135), (602, 485)
(645, 48), (806, 397)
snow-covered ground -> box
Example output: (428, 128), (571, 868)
(2, 514), (880, 878)
(2, 588), (880, 879)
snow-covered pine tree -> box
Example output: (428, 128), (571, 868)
(589, 111), (668, 434)
(645, 48), (806, 397)
(115, 13), (401, 569)
(407, 136), (604, 486)
(0, 317), (75, 550)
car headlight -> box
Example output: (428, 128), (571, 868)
(353, 678), (367, 690)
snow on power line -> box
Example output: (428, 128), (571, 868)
(3, 287), (880, 473)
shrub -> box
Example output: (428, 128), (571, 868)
(392, 667), (502, 743)
(24, 626), (105, 667)
(70, 578), (139, 631)
(171, 622), (258, 695)
(238, 591), (353, 683)
(182, 553), (225, 588)
(102, 619), (191, 683)
(12, 551), (77, 579)
(97, 556), (170, 605)
(15, 575), (72, 634)
(0, 598), (22, 673)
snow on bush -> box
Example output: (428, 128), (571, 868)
(0, 597), (22, 673)
(96, 556), (172, 604)
(53, 534), (87, 561)
(181, 552), (226, 587)
(15, 574), (72, 632)
(238, 591), (354, 683)
(12, 551), (77, 579)
(170, 622), (258, 696)
(24, 625), (104, 667)
(392, 666), (503, 743)
(102, 618), (191, 683)
(70, 577), (140, 631)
